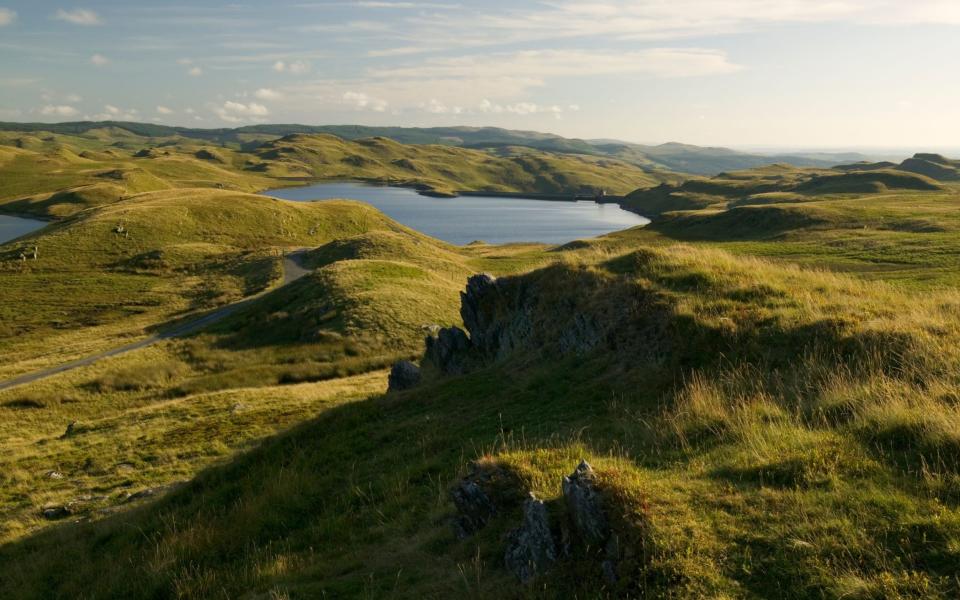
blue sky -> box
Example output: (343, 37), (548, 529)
(2, 1), (960, 148)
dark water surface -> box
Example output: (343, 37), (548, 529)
(261, 182), (648, 245)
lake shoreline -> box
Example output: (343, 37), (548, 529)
(259, 181), (649, 246)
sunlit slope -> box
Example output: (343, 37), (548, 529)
(247, 133), (668, 195)
(622, 164), (944, 217)
(0, 139), (276, 218)
(0, 189), (410, 377)
(0, 128), (677, 219)
(612, 158), (960, 287)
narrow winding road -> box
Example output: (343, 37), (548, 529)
(0, 251), (312, 393)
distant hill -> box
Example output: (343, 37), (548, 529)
(837, 153), (960, 181)
(622, 162), (947, 218)
(589, 140), (873, 175)
(0, 127), (674, 218)
(0, 120), (873, 176)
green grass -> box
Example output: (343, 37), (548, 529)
(0, 189), (413, 377)
(247, 133), (667, 196)
(0, 129), (673, 219)
(620, 172), (960, 288)
(5, 129), (960, 598)
(4, 243), (960, 597)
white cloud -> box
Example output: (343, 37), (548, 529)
(177, 58), (193, 65)
(39, 105), (79, 117)
(273, 60), (310, 74)
(0, 8), (16, 26)
(156, 105), (173, 115)
(91, 104), (139, 120)
(90, 54), (109, 66)
(214, 100), (270, 123)
(478, 99), (565, 119)
(420, 98), (464, 114)
(373, 49), (741, 81)
(54, 8), (102, 26)
(342, 91), (388, 112)
(188, 66), (203, 77)
(355, 1), (461, 7)
(65, 93), (83, 103)
(254, 88), (283, 100)
(392, 0), (960, 52)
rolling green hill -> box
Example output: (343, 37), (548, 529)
(0, 120), (876, 176)
(0, 128), (674, 218)
(3, 132), (960, 598)
(4, 232), (960, 598)
(0, 189), (412, 378)
(245, 133), (667, 195)
(622, 164), (945, 218)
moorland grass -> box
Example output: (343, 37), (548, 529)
(3, 244), (960, 597)
(4, 131), (960, 598)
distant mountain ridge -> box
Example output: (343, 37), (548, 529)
(0, 120), (872, 176)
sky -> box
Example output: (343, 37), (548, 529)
(2, 1), (960, 148)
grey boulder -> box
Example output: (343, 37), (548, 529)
(504, 493), (557, 583)
(387, 360), (421, 391)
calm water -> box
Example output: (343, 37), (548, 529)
(0, 215), (47, 246)
(262, 182), (648, 245)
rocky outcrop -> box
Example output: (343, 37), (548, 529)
(460, 274), (498, 345)
(562, 460), (610, 548)
(387, 360), (421, 391)
(423, 326), (471, 375)
(419, 267), (663, 385)
(450, 462), (525, 538)
(459, 273), (534, 360)
(450, 478), (496, 539)
(563, 460), (619, 583)
(504, 493), (558, 583)
(449, 459), (624, 585)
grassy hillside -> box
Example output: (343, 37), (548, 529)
(246, 134), (666, 195)
(0, 120), (876, 175)
(0, 128), (672, 219)
(0, 207), (549, 547)
(3, 240), (960, 598)
(593, 141), (867, 175)
(623, 164), (945, 218)
(0, 189), (410, 378)
(836, 154), (960, 182)
(4, 134), (960, 597)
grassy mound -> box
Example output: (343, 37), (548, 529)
(0, 190), (413, 379)
(899, 156), (960, 181)
(795, 170), (943, 194)
(3, 189), (402, 269)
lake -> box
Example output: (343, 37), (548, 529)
(261, 182), (649, 245)
(0, 215), (48, 246)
